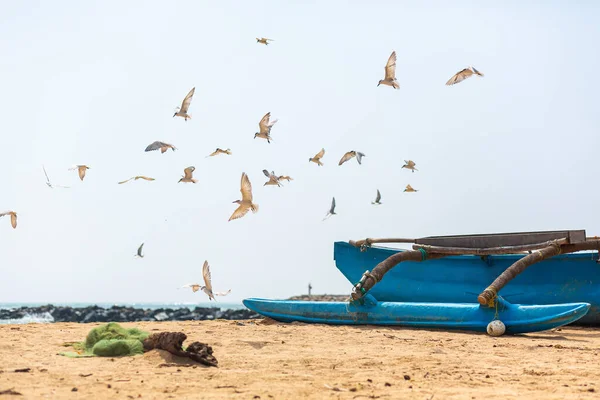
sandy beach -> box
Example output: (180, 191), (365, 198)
(1, 320), (599, 399)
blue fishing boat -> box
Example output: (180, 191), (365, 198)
(244, 230), (600, 333)
(335, 230), (600, 325)
(243, 295), (590, 334)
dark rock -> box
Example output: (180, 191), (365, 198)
(82, 311), (97, 323)
(154, 312), (169, 321)
(174, 314), (196, 321)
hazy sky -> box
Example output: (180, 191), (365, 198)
(1, 1), (599, 305)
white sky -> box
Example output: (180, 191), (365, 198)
(1, 1), (599, 304)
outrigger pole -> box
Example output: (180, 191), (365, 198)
(477, 240), (600, 306)
(349, 230), (600, 306)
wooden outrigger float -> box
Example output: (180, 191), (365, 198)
(243, 230), (597, 334)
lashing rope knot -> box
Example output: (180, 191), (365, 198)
(352, 283), (366, 295)
(552, 242), (562, 255)
(360, 239), (373, 252)
(484, 286), (497, 308)
(364, 271), (378, 284)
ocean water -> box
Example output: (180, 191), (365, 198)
(0, 312), (55, 325)
(0, 302), (247, 325)
(0, 302), (245, 310)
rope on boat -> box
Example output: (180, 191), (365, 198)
(364, 271), (379, 284)
(493, 296), (500, 320)
(481, 287), (497, 308)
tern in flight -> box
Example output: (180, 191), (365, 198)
(256, 37), (274, 45)
(206, 148), (232, 157)
(309, 148), (325, 166)
(0, 211), (17, 229)
(178, 166), (198, 183)
(69, 165), (90, 181)
(254, 112), (278, 143)
(401, 160), (418, 173)
(339, 151), (366, 166)
(372, 189), (382, 205)
(323, 197), (337, 221)
(173, 87), (195, 121)
(145, 141), (177, 154)
(229, 172), (259, 221)
(377, 51), (400, 89)
(263, 170), (282, 187)
(445, 66), (484, 86)
(181, 261), (231, 301)
(43, 165), (69, 188)
(135, 243), (144, 258)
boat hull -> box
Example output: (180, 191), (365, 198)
(243, 297), (590, 334)
(334, 241), (600, 325)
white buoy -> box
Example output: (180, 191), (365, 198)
(486, 320), (506, 337)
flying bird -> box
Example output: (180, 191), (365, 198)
(256, 37), (274, 45)
(69, 165), (90, 181)
(135, 243), (144, 258)
(181, 261), (231, 301)
(0, 211), (17, 229)
(118, 176), (155, 185)
(323, 197), (336, 221)
(446, 66), (484, 86)
(372, 189), (382, 205)
(339, 151), (366, 166)
(309, 148), (325, 166)
(402, 160), (418, 173)
(404, 184), (418, 192)
(229, 172), (259, 221)
(263, 170), (282, 187)
(173, 87), (195, 121)
(254, 112), (278, 143)
(278, 175), (293, 182)
(145, 141), (177, 154)
(178, 166), (197, 183)
(43, 165), (69, 189)
(206, 148), (231, 157)
(377, 51), (400, 89)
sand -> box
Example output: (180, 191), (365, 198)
(1, 320), (599, 399)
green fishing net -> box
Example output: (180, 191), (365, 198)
(60, 322), (149, 358)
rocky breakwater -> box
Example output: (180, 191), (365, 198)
(0, 304), (260, 323)
(287, 294), (349, 302)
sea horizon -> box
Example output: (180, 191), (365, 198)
(0, 301), (246, 310)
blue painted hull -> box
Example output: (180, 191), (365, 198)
(334, 241), (600, 325)
(243, 297), (590, 334)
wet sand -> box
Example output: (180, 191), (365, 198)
(1, 320), (599, 399)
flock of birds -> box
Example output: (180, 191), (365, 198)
(1, 38), (485, 301)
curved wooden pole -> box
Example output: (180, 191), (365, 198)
(478, 240), (600, 306)
(413, 238), (569, 256)
(561, 240), (600, 253)
(349, 238), (416, 250)
(351, 250), (447, 301)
